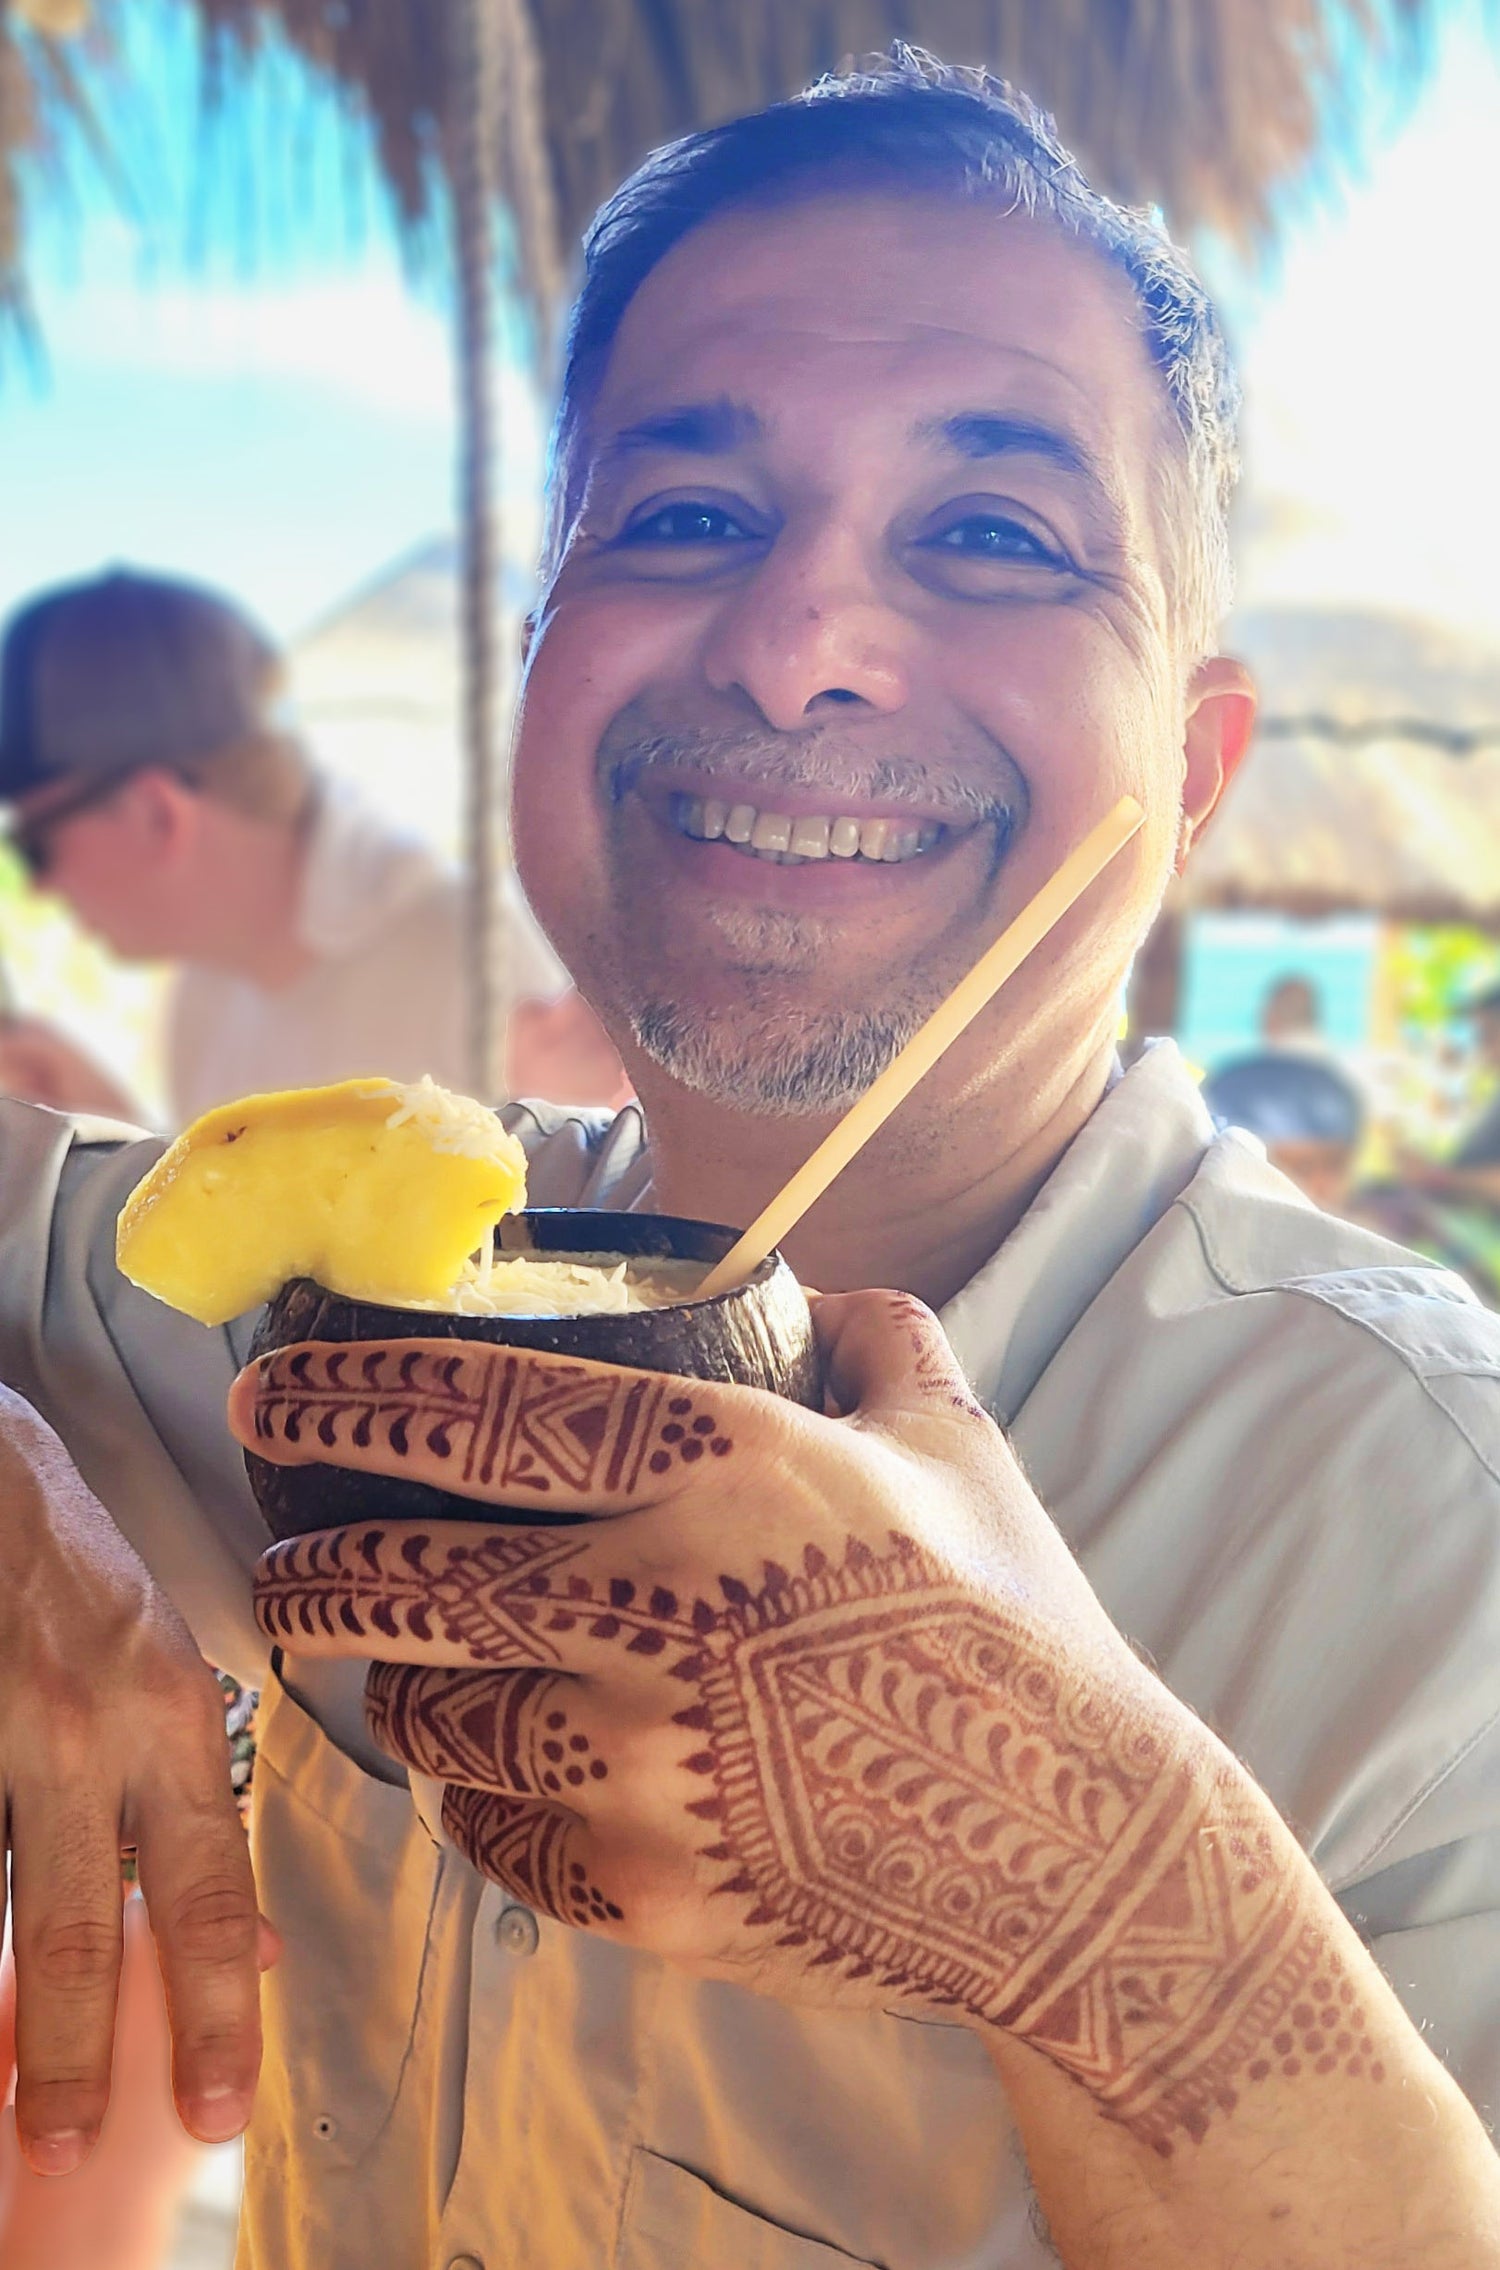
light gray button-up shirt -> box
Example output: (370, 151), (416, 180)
(0, 1043), (1496, 2268)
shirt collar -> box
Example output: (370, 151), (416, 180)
(939, 1042), (1215, 1425)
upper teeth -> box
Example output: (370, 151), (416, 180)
(671, 794), (943, 865)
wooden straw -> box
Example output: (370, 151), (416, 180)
(696, 795), (1145, 1297)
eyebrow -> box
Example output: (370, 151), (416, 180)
(592, 399), (766, 474)
(912, 411), (1108, 491)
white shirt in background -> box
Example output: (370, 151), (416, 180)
(166, 781), (565, 1124)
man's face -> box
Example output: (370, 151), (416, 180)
(514, 194), (1242, 1118)
(15, 779), (171, 959)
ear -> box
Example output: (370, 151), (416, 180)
(123, 768), (204, 864)
(1176, 656), (1256, 875)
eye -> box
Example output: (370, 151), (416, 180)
(920, 511), (1064, 564)
(618, 501), (756, 546)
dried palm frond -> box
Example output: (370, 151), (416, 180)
(0, 0), (1465, 340)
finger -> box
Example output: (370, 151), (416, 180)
(365, 1662), (614, 1802)
(8, 1791), (124, 2173)
(131, 1726), (265, 2144)
(439, 1785), (623, 1930)
(229, 1339), (756, 1515)
(816, 1288), (988, 1425)
(255, 1518), (719, 1682)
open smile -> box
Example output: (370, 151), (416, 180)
(669, 791), (948, 867)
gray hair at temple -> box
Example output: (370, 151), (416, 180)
(539, 47), (1241, 668)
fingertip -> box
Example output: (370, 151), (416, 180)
(181, 2083), (254, 2144)
(22, 2127), (96, 2177)
(224, 1360), (263, 1454)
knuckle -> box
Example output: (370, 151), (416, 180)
(157, 1878), (260, 1966)
(29, 1913), (120, 1994)
(18, 2072), (110, 2132)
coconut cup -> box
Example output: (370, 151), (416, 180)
(244, 1208), (822, 1541)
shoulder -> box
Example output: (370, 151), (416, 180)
(1171, 1133), (1500, 1479)
(499, 1098), (651, 1209)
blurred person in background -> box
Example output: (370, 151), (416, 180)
(1257, 970), (1325, 1048)
(1426, 976), (1500, 1190)
(1204, 1046), (1500, 1304)
(0, 570), (621, 2270)
(0, 568), (628, 1127)
(1201, 1046), (1365, 1212)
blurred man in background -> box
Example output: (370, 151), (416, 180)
(1201, 1046), (1365, 1212)
(0, 568), (627, 1125)
(1257, 970), (1325, 1047)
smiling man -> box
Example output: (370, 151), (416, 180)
(0, 53), (1498, 2270)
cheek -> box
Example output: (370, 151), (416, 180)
(949, 613), (1179, 854)
(510, 580), (712, 916)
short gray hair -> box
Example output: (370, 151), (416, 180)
(542, 47), (1240, 663)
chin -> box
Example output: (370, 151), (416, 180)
(629, 995), (925, 1117)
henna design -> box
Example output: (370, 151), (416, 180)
(882, 1291), (991, 1422)
(256, 1524), (597, 1662)
(252, 1343), (733, 1501)
(262, 1508), (1375, 2156)
(365, 1662), (610, 1799)
(440, 1784), (622, 1927)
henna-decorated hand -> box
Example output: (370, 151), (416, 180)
(232, 1296), (1366, 2158)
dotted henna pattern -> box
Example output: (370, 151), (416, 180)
(261, 1516), (1377, 2156)
(440, 1783), (622, 1928)
(252, 1343), (733, 1503)
(365, 1661), (610, 1799)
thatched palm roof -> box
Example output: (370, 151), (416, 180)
(1181, 607), (1500, 928)
(2, 0), (1449, 329)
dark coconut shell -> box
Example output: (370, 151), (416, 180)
(244, 1209), (822, 1540)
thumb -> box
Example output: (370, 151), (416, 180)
(814, 1288), (981, 1424)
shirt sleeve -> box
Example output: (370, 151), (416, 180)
(0, 1099), (270, 1682)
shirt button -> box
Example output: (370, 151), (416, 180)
(446, 2257), (484, 2270)
(495, 1905), (540, 1957)
(312, 2113), (339, 2142)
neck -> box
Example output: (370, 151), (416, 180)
(640, 1035), (1116, 1311)
(186, 808), (317, 990)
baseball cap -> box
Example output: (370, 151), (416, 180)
(0, 568), (283, 806)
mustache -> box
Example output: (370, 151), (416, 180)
(598, 719), (1024, 829)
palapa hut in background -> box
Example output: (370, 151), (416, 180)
(1128, 607), (1500, 1039)
(0, 0), (1466, 1082)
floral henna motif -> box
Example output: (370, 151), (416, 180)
(440, 1784), (623, 1927)
(365, 1661), (611, 1799)
(252, 1344), (733, 1502)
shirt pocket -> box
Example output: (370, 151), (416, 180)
(251, 1670), (443, 2171)
(617, 2149), (882, 2270)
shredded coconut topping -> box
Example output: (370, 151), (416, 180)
(414, 1251), (706, 1319)
(375, 1074), (515, 1161)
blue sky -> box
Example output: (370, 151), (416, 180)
(2, 1), (1498, 644)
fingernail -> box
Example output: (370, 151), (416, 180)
(28, 2128), (91, 2176)
(187, 2085), (252, 2142)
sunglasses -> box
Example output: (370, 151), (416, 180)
(2, 770), (138, 882)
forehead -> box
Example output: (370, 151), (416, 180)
(591, 192), (1174, 488)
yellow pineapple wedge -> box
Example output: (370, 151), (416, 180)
(116, 1076), (529, 1327)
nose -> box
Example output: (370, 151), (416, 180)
(700, 522), (913, 730)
